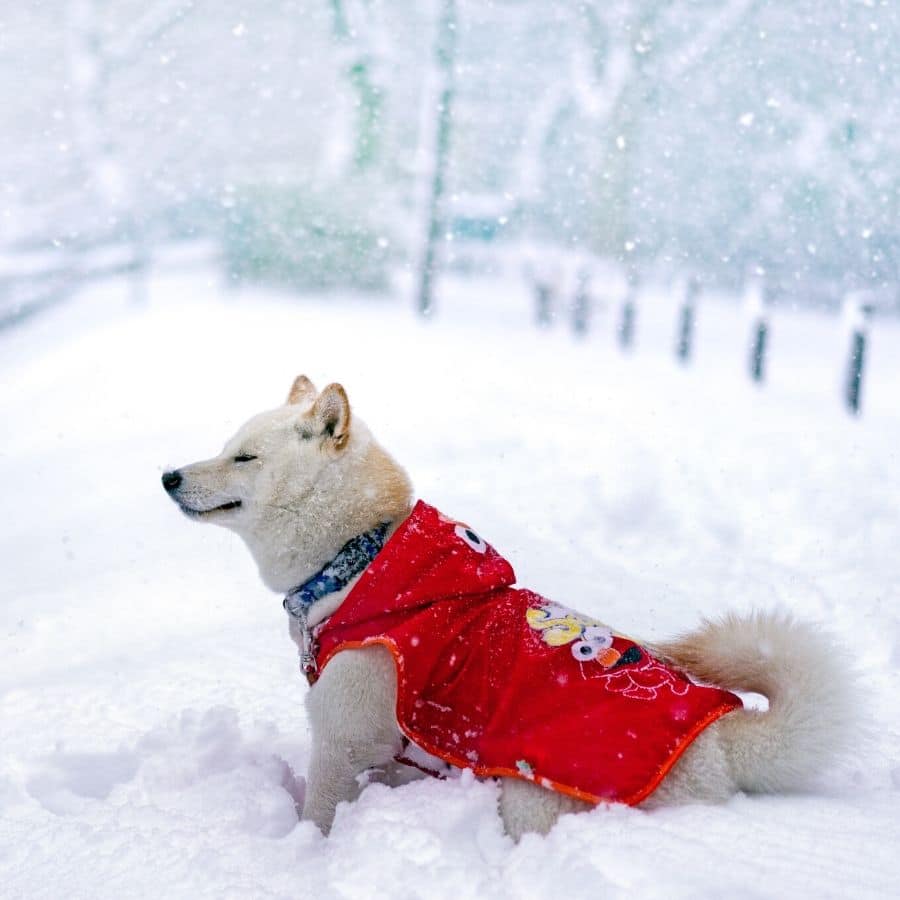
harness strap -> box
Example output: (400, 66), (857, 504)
(392, 753), (449, 781)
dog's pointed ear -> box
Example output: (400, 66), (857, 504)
(287, 375), (317, 406)
(311, 383), (351, 452)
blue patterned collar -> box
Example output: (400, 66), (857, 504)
(283, 523), (390, 620)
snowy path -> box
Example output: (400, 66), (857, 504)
(1, 272), (899, 898)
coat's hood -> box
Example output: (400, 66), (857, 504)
(347, 499), (516, 615)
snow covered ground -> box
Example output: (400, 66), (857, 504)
(2, 269), (899, 899)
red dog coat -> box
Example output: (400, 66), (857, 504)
(314, 501), (742, 805)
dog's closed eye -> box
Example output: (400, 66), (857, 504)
(233, 454), (258, 463)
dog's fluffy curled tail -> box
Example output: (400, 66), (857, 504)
(658, 610), (857, 795)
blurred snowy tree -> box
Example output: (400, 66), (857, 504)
(0, 0), (897, 309)
(324, 0), (387, 173)
(65, 0), (193, 297)
(416, 0), (456, 315)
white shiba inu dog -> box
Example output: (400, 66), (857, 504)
(162, 375), (855, 840)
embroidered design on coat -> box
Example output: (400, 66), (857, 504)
(603, 657), (691, 701)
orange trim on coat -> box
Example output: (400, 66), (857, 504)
(316, 635), (739, 807)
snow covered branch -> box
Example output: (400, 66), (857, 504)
(568, 3), (634, 124)
(662, 0), (759, 81)
(105, 0), (194, 70)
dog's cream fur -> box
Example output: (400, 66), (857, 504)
(163, 376), (856, 840)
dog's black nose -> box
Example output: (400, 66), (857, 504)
(162, 470), (182, 492)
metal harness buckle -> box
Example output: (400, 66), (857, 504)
(294, 607), (318, 680)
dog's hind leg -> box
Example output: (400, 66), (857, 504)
(303, 646), (402, 833)
(499, 778), (588, 841)
(639, 724), (736, 807)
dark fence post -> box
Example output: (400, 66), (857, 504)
(525, 252), (561, 329)
(676, 275), (700, 364)
(618, 273), (638, 349)
(128, 220), (150, 305)
(535, 281), (553, 327)
(572, 267), (590, 336)
(750, 318), (768, 382)
(746, 280), (770, 383)
(844, 299), (871, 416)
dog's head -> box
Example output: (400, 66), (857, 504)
(162, 375), (349, 527)
(161, 375), (412, 591)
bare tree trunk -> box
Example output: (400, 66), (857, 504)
(416, 0), (456, 317)
(328, 0), (385, 172)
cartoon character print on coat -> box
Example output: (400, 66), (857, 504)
(453, 522), (488, 554)
(526, 601), (691, 701)
(526, 602), (626, 666)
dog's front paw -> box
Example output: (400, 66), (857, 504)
(301, 792), (338, 835)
